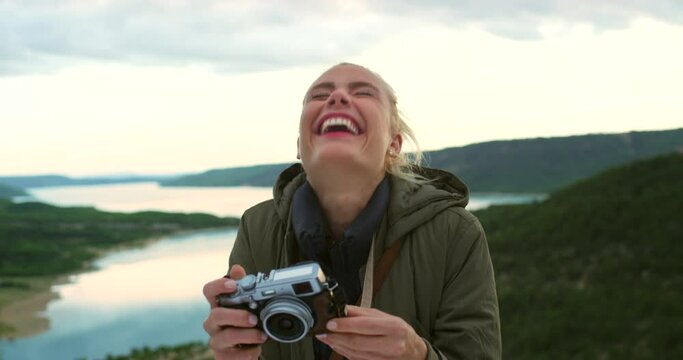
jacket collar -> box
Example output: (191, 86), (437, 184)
(291, 178), (389, 303)
(273, 163), (470, 248)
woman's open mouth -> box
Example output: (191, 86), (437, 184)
(317, 116), (361, 136)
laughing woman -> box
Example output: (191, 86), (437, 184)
(203, 63), (501, 360)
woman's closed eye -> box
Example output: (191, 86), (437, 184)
(354, 88), (377, 97)
(309, 92), (330, 101)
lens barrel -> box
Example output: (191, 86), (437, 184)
(260, 297), (314, 343)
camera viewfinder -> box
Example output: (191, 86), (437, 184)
(292, 281), (314, 295)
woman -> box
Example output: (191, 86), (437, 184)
(203, 63), (501, 359)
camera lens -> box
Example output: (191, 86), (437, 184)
(260, 297), (314, 343)
(266, 313), (304, 341)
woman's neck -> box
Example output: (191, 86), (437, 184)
(308, 171), (385, 242)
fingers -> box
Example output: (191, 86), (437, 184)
(318, 333), (400, 359)
(205, 309), (267, 360)
(326, 306), (404, 336)
(212, 342), (263, 360)
(317, 306), (426, 359)
(203, 278), (237, 305)
(203, 307), (259, 335)
(202, 264), (247, 307)
(203, 264), (265, 360)
(209, 327), (267, 350)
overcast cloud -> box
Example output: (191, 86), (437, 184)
(1, 0), (682, 75)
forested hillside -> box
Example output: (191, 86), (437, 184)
(0, 183), (25, 199)
(0, 201), (238, 277)
(161, 163), (293, 187)
(161, 128), (683, 192)
(0, 201), (240, 336)
(476, 153), (683, 358)
(429, 128), (683, 192)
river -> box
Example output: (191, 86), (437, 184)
(0, 182), (543, 359)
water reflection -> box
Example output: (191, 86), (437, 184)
(0, 228), (236, 360)
(26, 182), (272, 217)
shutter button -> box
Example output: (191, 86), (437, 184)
(239, 275), (257, 291)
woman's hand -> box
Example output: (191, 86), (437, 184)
(202, 264), (268, 360)
(316, 305), (428, 360)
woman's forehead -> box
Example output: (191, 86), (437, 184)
(311, 64), (382, 88)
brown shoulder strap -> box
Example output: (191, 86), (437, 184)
(330, 240), (403, 360)
(372, 239), (403, 298)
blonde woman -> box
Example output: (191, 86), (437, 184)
(203, 63), (501, 360)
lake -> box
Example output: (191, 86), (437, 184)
(1, 183), (543, 359)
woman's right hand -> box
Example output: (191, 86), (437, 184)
(203, 264), (268, 360)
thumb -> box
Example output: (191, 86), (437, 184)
(229, 264), (248, 280)
(344, 305), (382, 317)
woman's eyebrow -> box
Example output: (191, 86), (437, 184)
(307, 82), (335, 94)
(308, 81), (380, 94)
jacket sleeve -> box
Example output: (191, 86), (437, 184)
(228, 210), (259, 275)
(429, 215), (502, 359)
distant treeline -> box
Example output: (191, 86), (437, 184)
(162, 163), (292, 187)
(160, 128), (683, 192)
(0, 201), (239, 277)
(112, 152), (683, 359)
(0, 183), (25, 199)
(0, 174), (170, 190)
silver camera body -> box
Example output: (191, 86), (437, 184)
(217, 262), (346, 343)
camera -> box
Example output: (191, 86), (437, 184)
(216, 262), (347, 343)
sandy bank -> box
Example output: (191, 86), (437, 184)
(0, 276), (69, 339)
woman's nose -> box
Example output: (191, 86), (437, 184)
(327, 89), (350, 107)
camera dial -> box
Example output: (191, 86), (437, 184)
(239, 275), (257, 290)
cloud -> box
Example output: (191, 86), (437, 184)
(373, 0), (683, 39)
(0, 1), (398, 74)
(1, 0), (681, 75)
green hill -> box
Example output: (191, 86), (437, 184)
(0, 183), (26, 199)
(161, 128), (683, 193)
(161, 163), (294, 187)
(475, 153), (683, 358)
(429, 128), (683, 192)
(0, 201), (239, 277)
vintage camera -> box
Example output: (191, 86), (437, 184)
(216, 262), (346, 343)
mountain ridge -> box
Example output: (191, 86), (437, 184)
(163, 128), (683, 192)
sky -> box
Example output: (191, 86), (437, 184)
(1, 0), (682, 176)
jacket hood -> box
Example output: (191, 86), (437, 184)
(272, 164), (470, 244)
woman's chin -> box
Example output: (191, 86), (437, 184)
(305, 150), (383, 175)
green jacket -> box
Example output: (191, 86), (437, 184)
(229, 164), (501, 359)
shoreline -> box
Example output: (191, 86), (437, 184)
(0, 275), (68, 340)
(0, 226), (235, 340)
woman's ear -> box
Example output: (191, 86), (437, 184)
(389, 134), (403, 156)
(296, 137), (301, 159)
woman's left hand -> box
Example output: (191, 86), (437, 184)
(315, 305), (428, 360)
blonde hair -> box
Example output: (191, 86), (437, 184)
(337, 63), (426, 183)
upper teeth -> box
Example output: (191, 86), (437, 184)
(320, 117), (360, 135)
